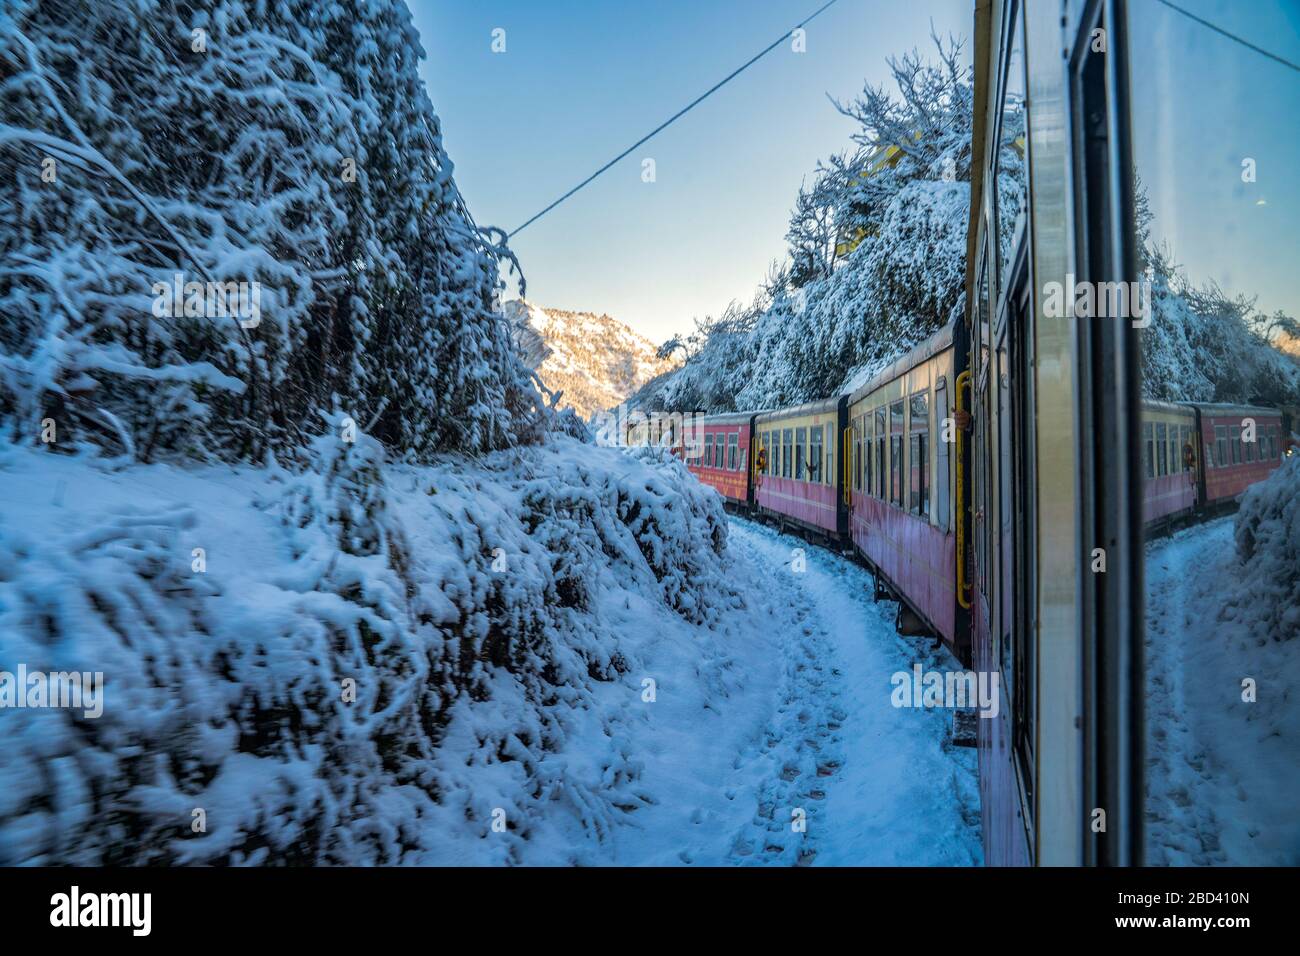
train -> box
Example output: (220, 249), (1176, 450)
(644, 328), (1287, 670)
(627, 0), (1299, 866)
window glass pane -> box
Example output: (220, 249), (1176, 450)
(910, 391), (929, 429)
(995, 2), (1026, 285)
(825, 423), (834, 486)
(865, 438), (872, 495)
(809, 425), (823, 483)
(909, 433), (928, 515)
(1130, 0), (1300, 865)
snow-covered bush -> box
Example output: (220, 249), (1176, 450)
(0, 431), (745, 864)
(1233, 459), (1300, 644)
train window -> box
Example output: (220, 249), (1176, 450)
(1170, 428), (1180, 474)
(889, 400), (905, 507)
(727, 432), (738, 470)
(1142, 422), (1154, 478)
(703, 433), (714, 468)
(1268, 425), (1279, 459)
(782, 429), (793, 479)
(850, 424), (859, 492)
(860, 417), (868, 492)
(1129, 0), (1300, 866)
(909, 392), (930, 517)
(1180, 426), (1192, 471)
(808, 426), (823, 483)
(822, 423), (832, 486)
(794, 427), (807, 481)
(977, 244), (992, 380)
(874, 408), (886, 499)
(994, 0), (1026, 286)
(865, 435), (872, 496)
(1155, 423), (1168, 476)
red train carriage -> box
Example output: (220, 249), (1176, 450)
(1140, 400), (1198, 526)
(684, 413), (756, 508)
(1193, 403), (1285, 508)
(753, 398), (846, 537)
(845, 324), (965, 659)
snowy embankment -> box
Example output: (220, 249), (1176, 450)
(1144, 461), (1300, 865)
(0, 432), (981, 865)
(0, 431), (750, 865)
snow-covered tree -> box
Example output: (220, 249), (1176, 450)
(634, 34), (977, 413)
(0, 0), (543, 462)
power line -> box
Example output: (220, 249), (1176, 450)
(1150, 0), (1300, 75)
(507, 0), (843, 239)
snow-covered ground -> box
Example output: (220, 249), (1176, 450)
(598, 518), (982, 866)
(1144, 507), (1300, 865)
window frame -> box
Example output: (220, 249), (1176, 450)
(909, 390), (930, 517)
(809, 425), (824, 484)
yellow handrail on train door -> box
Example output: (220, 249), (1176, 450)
(955, 370), (972, 610)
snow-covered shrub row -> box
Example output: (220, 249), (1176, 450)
(0, 1), (543, 462)
(1234, 459), (1300, 645)
(0, 431), (744, 864)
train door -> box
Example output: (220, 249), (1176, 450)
(992, 235), (1036, 863)
(1001, 248), (1037, 829)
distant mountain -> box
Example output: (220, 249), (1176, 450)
(503, 300), (680, 419)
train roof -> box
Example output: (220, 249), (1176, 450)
(1184, 401), (1280, 418)
(847, 322), (956, 405)
(698, 411), (762, 426)
(754, 395), (841, 424)
(1141, 399), (1196, 416)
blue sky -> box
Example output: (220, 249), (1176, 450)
(409, 0), (972, 342)
(1128, 0), (1300, 327)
